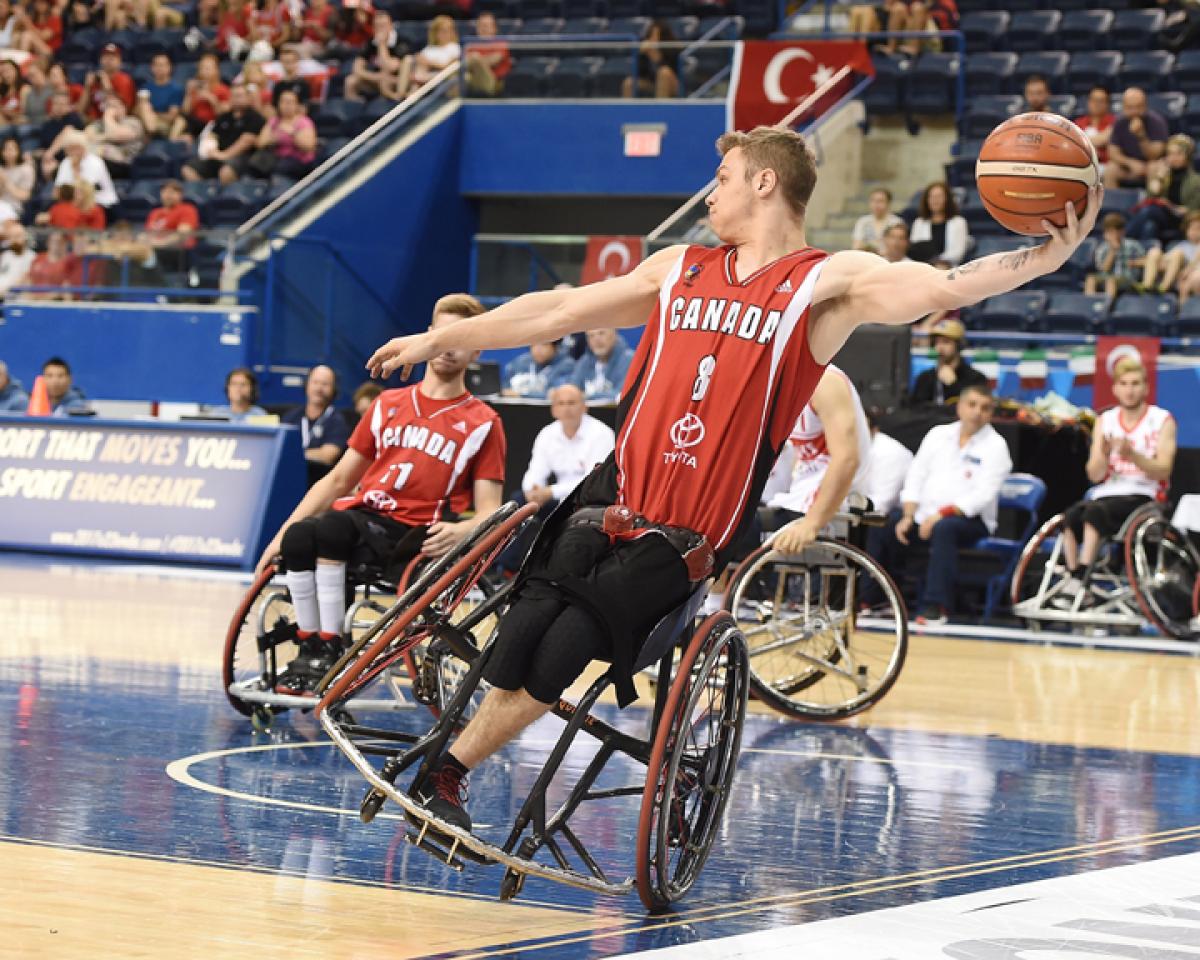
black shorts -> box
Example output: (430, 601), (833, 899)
(280, 507), (429, 582)
(482, 523), (692, 705)
(1063, 494), (1153, 541)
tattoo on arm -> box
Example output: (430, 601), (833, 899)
(947, 246), (1039, 281)
(946, 259), (983, 281)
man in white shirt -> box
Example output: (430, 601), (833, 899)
(497, 383), (615, 572)
(865, 408), (914, 517)
(867, 383), (1012, 625)
(0, 223), (35, 297)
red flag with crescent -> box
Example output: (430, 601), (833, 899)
(580, 236), (645, 286)
(1094, 335), (1159, 408)
(728, 40), (874, 132)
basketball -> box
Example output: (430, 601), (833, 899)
(975, 112), (1099, 237)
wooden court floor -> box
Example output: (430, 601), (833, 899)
(3, 553), (1200, 959)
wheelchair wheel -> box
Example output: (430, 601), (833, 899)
(637, 612), (749, 913)
(725, 540), (907, 721)
(1126, 513), (1200, 640)
(1010, 513), (1072, 616)
(222, 564), (301, 716)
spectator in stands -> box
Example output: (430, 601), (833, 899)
(38, 179), (106, 232)
(272, 45), (310, 111)
(171, 53), (230, 144)
(865, 407), (914, 516)
(1163, 212), (1200, 303)
(107, 0), (182, 31)
(19, 0), (62, 57)
(38, 90), (85, 158)
(22, 62), (52, 125)
(135, 53), (185, 139)
(79, 44), (137, 121)
(910, 317), (987, 406)
(0, 358), (28, 411)
(212, 366), (267, 421)
(51, 130), (118, 207)
(85, 220), (164, 288)
(502, 339), (573, 399)
(405, 14), (461, 95)
(183, 82), (265, 184)
(26, 231), (79, 300)
(216, 0), (253, 58)
(248, 0), (295, 54)
(880, 222), (911, 263)
(145, 179), (199, 272)
(86, 92), (146, 180)
(0, 137), (32, 220)
(64, 0), (96, 33)
(867, 383), (1010, 625)
(296, 0), (334, 58)
(908, 181), (969, 267)
(47, 62), (82, 106)
(251, 88), (316, 179)
(464, 11), (510, 97)
(1125, 134), (1200, 254)
(0, 59), (26, 124)
(352, 380), (381, 417)
(331, 0), (374, 58)
(852, 187), (903, 253)
(623, 19), (680, 99)
(345, 11), (410, 102)
(570, 328), (633, 404)
(40, 356), (90, 415)
(851, 0), (959, 56)
(1075, 86), (1115, 170)
(240, 62), (275, 115)
(1086, 212), (1148, 298)
(1105, 87), (1168, 190)
(1021, 74), (1050, 115)
(283, 363), (351, 486)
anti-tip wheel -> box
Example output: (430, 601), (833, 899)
(499, 867), (526, 902)
(250, 706), (274, 732)
(360, 789), (385, 824)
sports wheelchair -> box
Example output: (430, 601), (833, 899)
(723, 496), (909, 720)
(299, 501), (750, 911)
(1010, 500), (1200, 640)
(223, 543), (495, 730)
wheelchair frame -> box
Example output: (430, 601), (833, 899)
(311, 501), (751, 910)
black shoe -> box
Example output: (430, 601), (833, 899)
(413, 761), (472, 834)
(274, 635), (341, 696)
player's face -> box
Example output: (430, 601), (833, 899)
(1113, 371), (1147, 409)
(956, 391), (994, 432)
(551, 387), (585, 427)
(306, 366), (335, 406)
(706, 148), (753, 242)
(428, 311), (479, 377)
(42, 364), (70, 400)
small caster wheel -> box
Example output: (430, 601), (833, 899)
(499, 867), (525, 902)
(251, 706), (273, 732)
(360, 789), (385, 824)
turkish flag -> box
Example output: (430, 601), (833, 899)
(728, 40), (874, 132)
(1094, 335), (1159, 408)
(580, 236), (645, 286)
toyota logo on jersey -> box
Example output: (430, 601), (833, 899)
(669, 413), (705, 449)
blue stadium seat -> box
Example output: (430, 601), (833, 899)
(115, 181), (160, 223)
(1109, 294), (1175, 335)
(515, 0), (557, 17)
(562, 0), (599, 15)
(1042, 236), (1098, 289)
(1184, 94), (1200, 138)
(1066, 51), (1122, 97)
(503, 57), (557, 97)
(607, 0), (647, 14)
(1044, 292), (1109, 333)
(975, 473), (1047, 621)
(1007, 10), (1062, 52)
(1176, 299), (1200, 337)
(607, 16), (650, 38)
(975, 291), (1047, 331)
(207, 182), (268, 227)
(518, 17), (565, 34)
(1047, 94), (1077, 118)
(1058, 10), (1114, 52)
(1057, 0), (1124, 8)
(864, 53), (908, 115)
(58, 27), (101, 64)
(906, 53), (959, 114)
(130, 143), (176, 180)
(947, 138), (984, 188)
(666, 15), (699, 40)
(132, 31), (179, 64)
(1100, 187), (1141, 219)
(1001, 0), (1046, 10)
(965, 52), (1018, 98)
(592, 56), (635, 96)
(961, 11), (1010, 53)
(961, 191), (1005, 236)
(1120, 51), (1174, 94)
(547, 56), (600, 96)
(1014, 52), (1070, 94)
(1148, 92), (1187, 133)
(311, 99), (364, 139)
(961, 94), (1022, 139)
(1110, 9), (1165, 52)
(699, 14), (743, 38)
(971, 235), (1031, 259)
(561, 16), (608, 34)
(1176, 50), (1200, 95)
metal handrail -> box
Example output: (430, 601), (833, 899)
(233, 61), (459, 244)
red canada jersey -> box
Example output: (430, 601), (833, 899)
(616, 244), (829, 550)
(336, 385), (506, 526)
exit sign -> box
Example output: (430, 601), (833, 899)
(623, 123), (666, 157)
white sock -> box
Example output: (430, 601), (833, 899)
(285, 569), (319, 634)
(315, 562), (347, 638)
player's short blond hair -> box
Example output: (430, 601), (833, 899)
(715, 126), (818, 218)
(1113, 357), (1147, 381)
(432, 293), (486, 322)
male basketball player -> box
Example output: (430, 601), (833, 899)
(1054, 356), (1175, 607)
(366, 126), (1102, 833)
(256, 294), (505, 694)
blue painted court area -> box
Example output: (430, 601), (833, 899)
(4, 639), (1200, 959)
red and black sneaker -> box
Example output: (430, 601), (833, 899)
(274, 635), (341, 696)
(413, 760), (472, 834)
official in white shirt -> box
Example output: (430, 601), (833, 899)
(866, 383), (1012, 625)
(865, 413), (915, 517)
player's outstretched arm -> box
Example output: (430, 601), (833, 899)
(366, 244), (688, 380)
(810, 186), (1101, 362)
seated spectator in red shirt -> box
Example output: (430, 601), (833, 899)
(333, 0), (374, 54)
(296, 0), (335, 58)
(1076, 85), (1116, 168)
(145, 179), (199, 271)
(170, 53), (230, 142)
(26, 231), (80, 300)
(216, 0), (253, 57)
(36, 181), (107, 232)
(250, 0), (294, 51)
(464, 11), (510, 97)
(17, 0), (61, 57)
(79, 44), (137, 121)
(251, 88), (316, 179)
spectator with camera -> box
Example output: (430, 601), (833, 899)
(170, 53), (230, 145)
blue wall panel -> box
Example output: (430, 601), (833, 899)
(459, 102), (725, 196)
